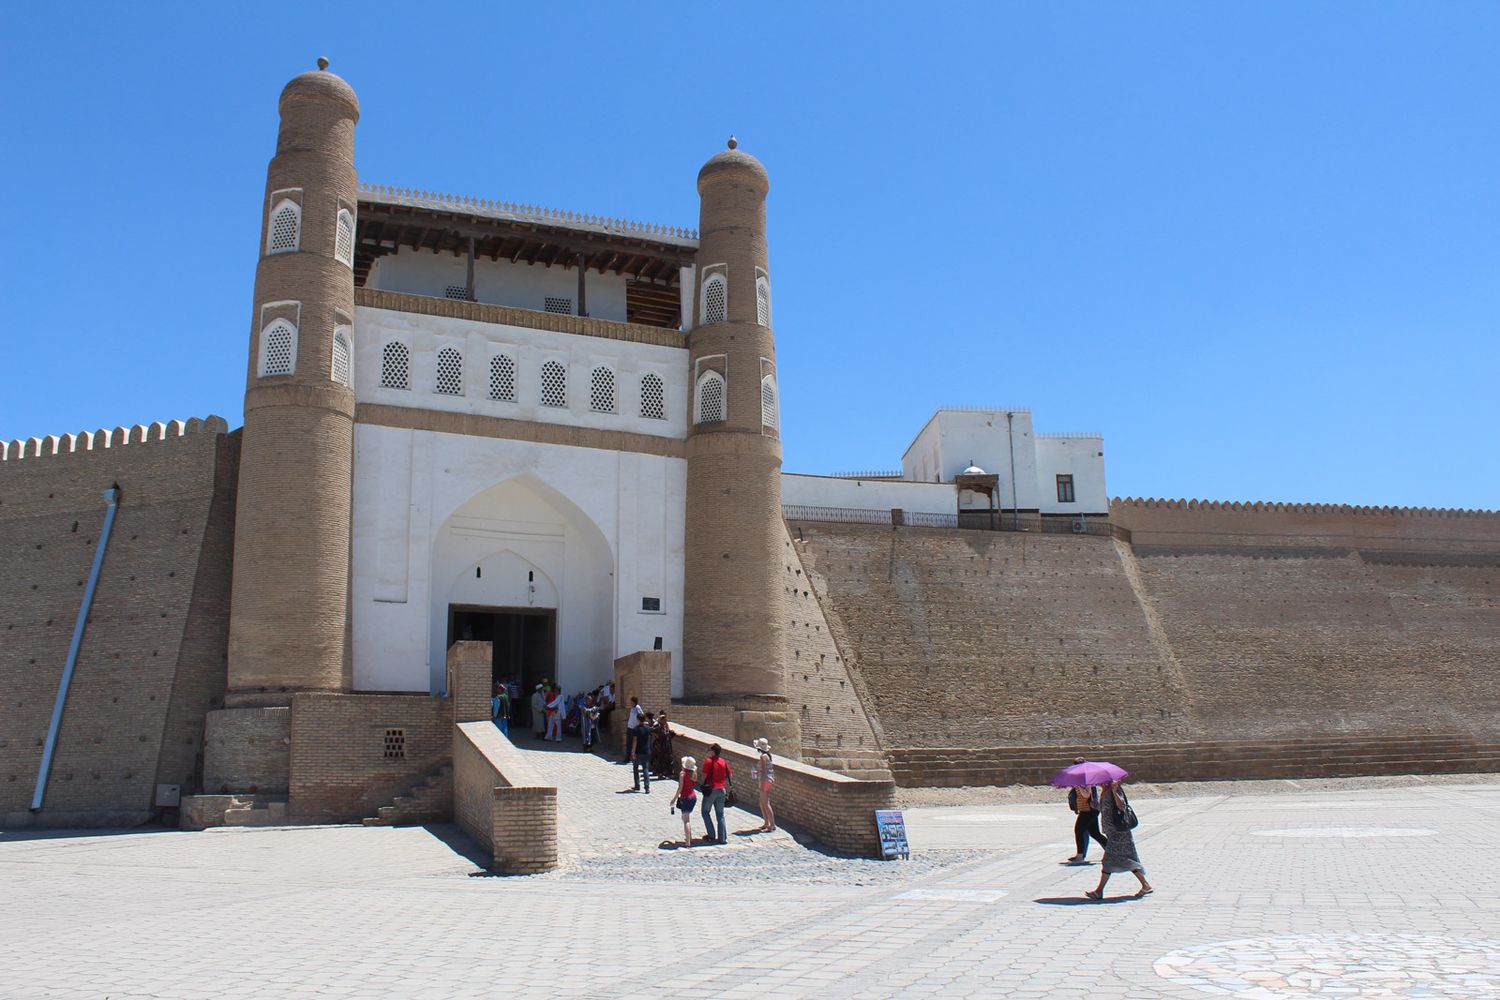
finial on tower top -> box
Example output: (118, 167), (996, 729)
(317, 56), (330, 71)
(726, 135), (738, 150)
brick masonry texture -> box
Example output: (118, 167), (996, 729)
(453, 721), (558, 874)
(794, 506), (1500, 781)
(670, 721), (896, 858)
(202, 707), (290, 794)
(612, 651), (673, 757)
(0, 419), (237, 827)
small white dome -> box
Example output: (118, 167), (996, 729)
(963, 465), (986, 475)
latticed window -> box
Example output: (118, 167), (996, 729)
(640, 372), (665, 420)
(435, 347), (463, 395)
(380, 342), (410, 390)
(259, 319), (295, 377)
(544, 296), (573, 315)
(267, 200), (300, 254)
(761, 374), (778, 431)
(444, 285), (472, 301)
(540, 360), (567, 407)
(756, 275), (771, 327)
(590, 366), (616, 413)
(695, 371), (726, 424)
(331, 328), (352, 387)
(488, 354), (516, 401)
(334, 209), (355, 267)
(702, 274), (727, 325)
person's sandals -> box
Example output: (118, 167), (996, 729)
(1084, 889), (1103, 901)
(1135, 887), (1154, 897)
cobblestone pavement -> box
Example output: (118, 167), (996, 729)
(2, 773), (1497, 999)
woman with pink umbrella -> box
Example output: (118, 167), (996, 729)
(1052, 761), (1153, 900)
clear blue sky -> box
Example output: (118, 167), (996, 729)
(2, 3), (1495, 508)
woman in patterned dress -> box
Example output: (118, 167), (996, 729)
(1085, 780), (1153, 900)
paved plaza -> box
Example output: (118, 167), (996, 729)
(2, 766), (1498, 999)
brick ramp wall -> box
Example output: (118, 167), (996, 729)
(780, 523), (888, 776)
(1130, 550), (1500, 742)
(0, 419), (237, 828)
(790, 521), (1197, 750)
(890, 733), (1500, 787)
(670, 722), (895, 858)
(453, 721), (558, 874)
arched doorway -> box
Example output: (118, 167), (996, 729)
(428, 473), (614, 697)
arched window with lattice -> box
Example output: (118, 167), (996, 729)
(380, 342), (410, 390)
(694, 370), (727, 424)
(755, 270), (771, 328)
(334, 208), (355, 268)
(540, 360), (568, 408)
(331, 327), (352, 387)
(701, 272), (728, 326)
(640, 372), (665, 420)
(435, 346), (464, 395)
(258, 319), (297, 377)
(590, 366), (616, 413)
(488, 354), (516, 402)
(266, 199), (301, 255)
(760, 374), (779, 432)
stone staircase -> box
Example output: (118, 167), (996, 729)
(889, 733), (1500, 788)
(801, 747), (894, 782)
(362, 765), (453, 826)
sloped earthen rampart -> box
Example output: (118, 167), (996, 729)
(0, 418), (238, 826)
(795, 500), (1500, 781)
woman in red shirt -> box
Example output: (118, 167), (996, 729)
(671, 755), (698, 848)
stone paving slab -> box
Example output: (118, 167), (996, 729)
(1, 775), (1497, 998)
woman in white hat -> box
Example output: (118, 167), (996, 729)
(752, 738), (776, 833)
(671, 755), (698, 848)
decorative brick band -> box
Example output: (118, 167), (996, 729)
(1112, 497), (1499, 518)
(1, 416), (229, 465)
(355, 403), (687, 460)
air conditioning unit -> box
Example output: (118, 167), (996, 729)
(1071, 519), (1087, 533)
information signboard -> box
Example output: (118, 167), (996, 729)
(875, 809), (910, 859)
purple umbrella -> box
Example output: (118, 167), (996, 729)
(1051, 761), (1128, 788)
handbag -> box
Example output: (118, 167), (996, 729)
(1116, 795), (1140, 830)
(723, 774), (737, 809)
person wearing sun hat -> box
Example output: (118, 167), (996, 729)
(751, 737), (777, 833)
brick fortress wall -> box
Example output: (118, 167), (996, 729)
(0, 419), (238, 827)
(792, 500), (1500, 772)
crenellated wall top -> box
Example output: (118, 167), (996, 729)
(1111, 496), (1500, 519)
(1, 416), (230, 464)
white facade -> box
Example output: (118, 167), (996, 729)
(900, 409), (1107, 514)
(350, 424), (687, 697)
(353, 306), (689, 439)
(780, 473), (957, 515)
(368, 251), (631, 323)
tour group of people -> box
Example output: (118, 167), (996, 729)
(489, 681), (778, 848)
(1063, 757), (1152, 899)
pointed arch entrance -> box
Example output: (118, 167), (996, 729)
(429, 473), (614, 697)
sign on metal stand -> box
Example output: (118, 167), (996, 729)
(875, 809), (909, 859)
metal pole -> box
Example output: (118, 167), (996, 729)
(32, 484), (121, 811)
(1006, 412), (1019, 531)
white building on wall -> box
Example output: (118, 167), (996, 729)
(780, 407), (1108, 521)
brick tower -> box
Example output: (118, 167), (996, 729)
(226, 60), (360, 706)
(682, 139), (801, 752)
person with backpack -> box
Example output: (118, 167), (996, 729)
(751, 738), (777, 833)
(1065, 780), (1107, 863)
(1085, 779), (1153, 900)
(629, 712), (655, 793)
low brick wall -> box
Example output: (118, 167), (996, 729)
(670, 723), (895, 858)
(202, 707), (290, 794)
(453, 722), (558, 874)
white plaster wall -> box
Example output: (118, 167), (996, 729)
(350, 424), (687, 697)
(780, 473), (956, 515)
(901, 417), (944, 483)
(368, 250), (630, 322)
(1034, 436), (1109, 514)
(928, 410), (1041, 509)
(353, 306), (689, 439)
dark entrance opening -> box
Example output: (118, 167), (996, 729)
(448, 605), (555, 730)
